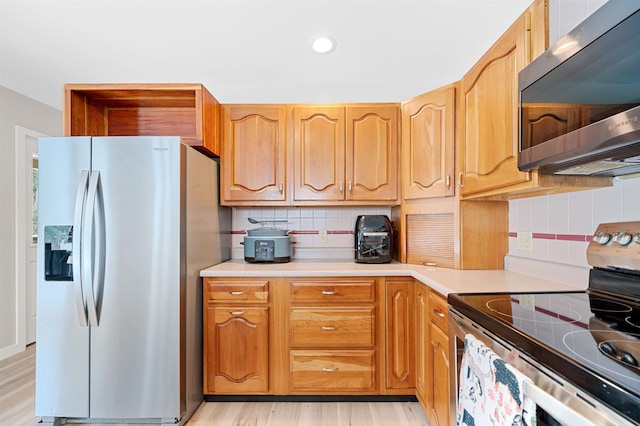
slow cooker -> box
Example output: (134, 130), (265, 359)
(242, 223), (293, 263)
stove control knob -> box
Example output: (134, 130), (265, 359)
(593, 231), (612, 245)
(614, 232), (633, 246)
(634, 233), (640, 245)
(600, 342), (616, 356)
(620, 353), (638, 367)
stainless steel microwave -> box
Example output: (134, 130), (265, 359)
(518, 0), (640, 177)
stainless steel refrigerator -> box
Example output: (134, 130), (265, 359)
(35, 136), (230, 425)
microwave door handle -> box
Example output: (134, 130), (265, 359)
(524, 382), (597, 426)
(83, 171), (101, 327)
(72, 170), (89, 327)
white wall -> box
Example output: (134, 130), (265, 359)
(0, 86), (61, 360)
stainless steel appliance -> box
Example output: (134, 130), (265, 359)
(449, 221), (640, 426)
(518, 0), (640, 176)
(354, 215), (394, 263)
(35, 136), (231, 425)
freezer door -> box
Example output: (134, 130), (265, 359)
(88, 137), (182, 419)
(35, 137), (92, 417)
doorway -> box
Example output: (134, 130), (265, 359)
(15, 126), (46, 346)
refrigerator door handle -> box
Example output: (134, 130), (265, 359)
(83, 171), (103, 326)
(73, 170), (90, 326)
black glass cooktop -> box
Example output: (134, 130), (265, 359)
(449, 289), (640, 423)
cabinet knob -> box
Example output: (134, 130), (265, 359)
(229, 291), (245, 295)
(279, 182), (283, 194)
(322, 290), (338, 295)
(348, 181), (353, 192)
(457, 172), (464, 188)
(433, 309), (445, 318)
(446, 175), (451, 188)
(339, 181), (343, 193)
(322, 326), (338, 331)
(322, 367), (339, 373)
(229, 311), (245, 315)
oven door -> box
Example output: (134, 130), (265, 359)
(449, 308), (633, 426)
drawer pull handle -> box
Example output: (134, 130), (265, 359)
(322, 326), (337, 331)
(322, 367), (339, 373)
(229, 291), (245, 295)
(433, 309), (445, 318)
(230, 311), (245, 315)
(322, 290), (337, 295)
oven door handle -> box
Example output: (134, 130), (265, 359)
(524, 381), (597, 426)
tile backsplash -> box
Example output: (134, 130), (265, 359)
(508, 175), (640, 268)
(232, 207), (392, 260)
(549, 0), (607, 45)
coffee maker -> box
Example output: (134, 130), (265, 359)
(354, 215), (394, 263)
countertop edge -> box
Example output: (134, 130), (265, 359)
(200, 260), (586, 296)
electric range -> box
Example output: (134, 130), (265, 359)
(449, 221), (640, 425)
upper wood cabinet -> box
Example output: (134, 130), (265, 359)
(401, 83), (456, 200)
(293, 105), (399, 205)
(457, 1), (610, 199)
(293, 106), (346, 202)
(347, 106), (399, 203)
(63, 83), (220, 157)
(221, 105), (287, 205)
(458, 14), (530, 197)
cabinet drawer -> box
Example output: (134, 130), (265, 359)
(290, 350), (375, 392)
(290, 308), (375, 348)
(206, 281), (268, 303)
(429, 291), (448, 331)
(290, 280), (375, 304)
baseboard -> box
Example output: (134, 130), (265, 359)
(204, 394), (418, 403)
(0, 342), (25, 362)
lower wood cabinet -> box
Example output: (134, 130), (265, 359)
(425, 290), (450, 426)
(290, 350), (376, 392)
(203, 278), (270, 394)
(384, 279), (415, 393)
(202, 275), (448, 406)
(288, 278), (379, 394)
(206, 307), (269, 394)
(415, 282), (429, 404)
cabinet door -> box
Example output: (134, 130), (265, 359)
(293, 106), (345, 201)
(428, 323), (450, 426)
(415, 284), (429, 405)
(402, 85), (456, 200)
(384, 280), (415, 390)
(205, 307), (269, 394)
(221, 105), (287, 204)
(459, 14), (531, 197)
(346, 105), (399, 202)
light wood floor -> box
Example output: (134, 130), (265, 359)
(1, 345), (430, 426)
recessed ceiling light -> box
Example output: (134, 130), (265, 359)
(311, 35), (337, 54)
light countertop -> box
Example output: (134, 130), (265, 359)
(200, 259), (585, 297)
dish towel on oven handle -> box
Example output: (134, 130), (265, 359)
(457, 334), (537, 426)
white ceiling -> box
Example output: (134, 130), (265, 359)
(1, 0), (532, 111)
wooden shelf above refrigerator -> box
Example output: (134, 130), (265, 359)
(63, 83), (221, 157)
